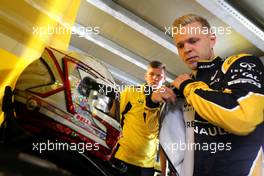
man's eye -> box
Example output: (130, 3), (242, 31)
(189, 38), (198, 44)
(177, 43), (184, 49)
(149, 73), (155, 76)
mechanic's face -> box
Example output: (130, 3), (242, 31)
(173, 22), (216, 70)
(145, 67), (165, 88)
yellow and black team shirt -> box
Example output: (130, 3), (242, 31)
(115, 84), (161, 168)
(179, 54), (264, 175)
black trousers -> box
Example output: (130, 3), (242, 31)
(115, 159), (154, 176)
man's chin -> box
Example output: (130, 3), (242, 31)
(188, 63), (197, 70)
(149, 83), (161, 88)
(149, 83), (157, 86)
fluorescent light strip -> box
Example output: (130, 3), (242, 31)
(196, 0), (264, 51)
(86, 0), (178, 55)
(215, 0), (264, 41)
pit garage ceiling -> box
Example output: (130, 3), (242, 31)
(70, 0), (264, 85)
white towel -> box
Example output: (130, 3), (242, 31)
(159, 98), (194, 176)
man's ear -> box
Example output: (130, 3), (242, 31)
(210, 33), (216, 48)
(163, 75), (166, 83)
(144, 73), (148, 82)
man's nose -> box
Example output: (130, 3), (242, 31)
(153, 75), (159, 80)
(184, 43), (192, 54)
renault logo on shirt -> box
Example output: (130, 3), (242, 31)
(138, 99), (144, 104)
(240, 62), (256, 70)
(194, 122), (229, 136)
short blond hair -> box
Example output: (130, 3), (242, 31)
(173, 14), (211, 30)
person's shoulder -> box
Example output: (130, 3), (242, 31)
(221, 53), (260, 73)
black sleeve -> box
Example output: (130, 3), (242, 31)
(180, 55), (264, 135)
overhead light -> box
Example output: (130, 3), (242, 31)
(85, 0), (178, 55)
(197, 0), (264, 51)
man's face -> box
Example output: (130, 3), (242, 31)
(173, 22), (216, 70)
(145, 67), (165, 88)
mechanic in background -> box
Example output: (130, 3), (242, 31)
(114, 61), (175, 176)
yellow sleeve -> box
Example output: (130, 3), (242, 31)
(182, 55), (264, 135)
